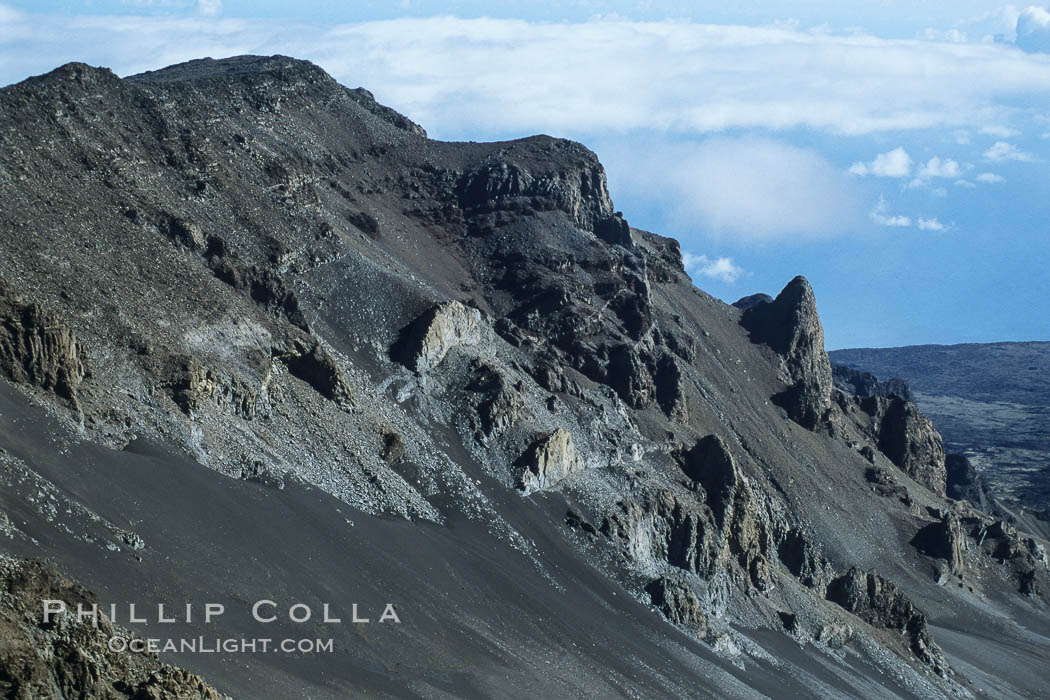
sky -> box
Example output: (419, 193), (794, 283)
(1, 2), (1048, 349)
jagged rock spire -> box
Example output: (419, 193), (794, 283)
(740, 276), (833, 429)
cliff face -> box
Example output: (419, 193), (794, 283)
(741, 276), (833, 429)
(0, 56), (1047, 698)
(0, 556), (222, 699)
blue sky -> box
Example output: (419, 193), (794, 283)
(2, 2), (1049, 348)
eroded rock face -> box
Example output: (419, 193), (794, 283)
(864, 396), (947, 496)
(912, 511), (966, 577)
(975, 520), (1050, 599)
(740, 277), (832, 429)
(945, 454), (990, 511)
(518, 428), (585, 494)
(454, 144), (614, 233)
(594, 213), (634, 248)
(654, 354), (688, 423)
(644, 576), (715, 640)
(832, 365), (914, 402)
(277, 334), (352, 407)
(146, 351), (260, 419)
(395, 301), (482, 374)
(0, 281), (87, 407)
(731, 293), (774, 311)
(0, 555), (222, 699)
(600, 476), (775, 592)
(677, 436), (736, 518)
(470, 364), (526, 437)
(826, 568), (947, 675)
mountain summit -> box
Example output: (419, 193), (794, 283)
(0, 56), (1047, 698)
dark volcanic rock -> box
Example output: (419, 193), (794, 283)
(826, 568), (947, 675)
(866, 396), (948, 496)
(911, 511), (966, 576)
(832, 364), (914, 402)
(0, 556), (221, 699)
(677, 436), (735, 495)
(594, 213), (634, 248)
(645, 576), (715, 640)
(945, 453), (991, 511)
(741, 276), (832, 429)
(0, 54), (1043, 698)
(517, 428), (585, 494)
(731, 293), (773, 311)
(277, 333), (353, 407)
(0, 280), (87, 408)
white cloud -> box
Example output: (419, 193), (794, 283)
(983, 141), (1034, 161)
(4, 14), (1050, 137)
(197, 0), (222, 16)
(979, 125), (1020, 138)
(976, 172), (1007, 183)
(849, 147), (912, 177)
(921, 28), (967, 43)
(1017, 6), (1050, 53)
(682, 252), (744, 284)
(954, 179), (977, 187)
(604, 137), (862, 241)
(917, 156), (961, 178)
(0, 3), (20, 22)
(869, 197), (911, 227)
(917, 217), (948, 231)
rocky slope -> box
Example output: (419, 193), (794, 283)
(0, 556), (223, 699)
(0, 56), (1047, 698)
(831, 343), (1050, 522)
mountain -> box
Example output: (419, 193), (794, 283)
(0, 56), (1048, 698)
(830, 343), (1050, 521)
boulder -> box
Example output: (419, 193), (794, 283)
(277, 333), (352, 407)
(518, 429), (585, 494)
(395, 301), (482, 374)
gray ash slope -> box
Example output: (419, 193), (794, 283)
(0, 55), (1048, 698)
(831, 343), (1050, 520)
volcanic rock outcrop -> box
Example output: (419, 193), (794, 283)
(0, 55), (1045, 698)
(396, 301), (483, 374)
(740, 276), (833, 429)
(826, 567), (948, 675)
(832, 364), (914, 401)
(0, 280), (87, 408)
(868, 396), (947, 495)
(518, 428), (585, 494)
(0, 556), (222, 699)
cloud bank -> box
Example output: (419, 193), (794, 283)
(1017, 6), (1050, 53)
(605, 137), (862, 241)
(3, 10), (1050, 140)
